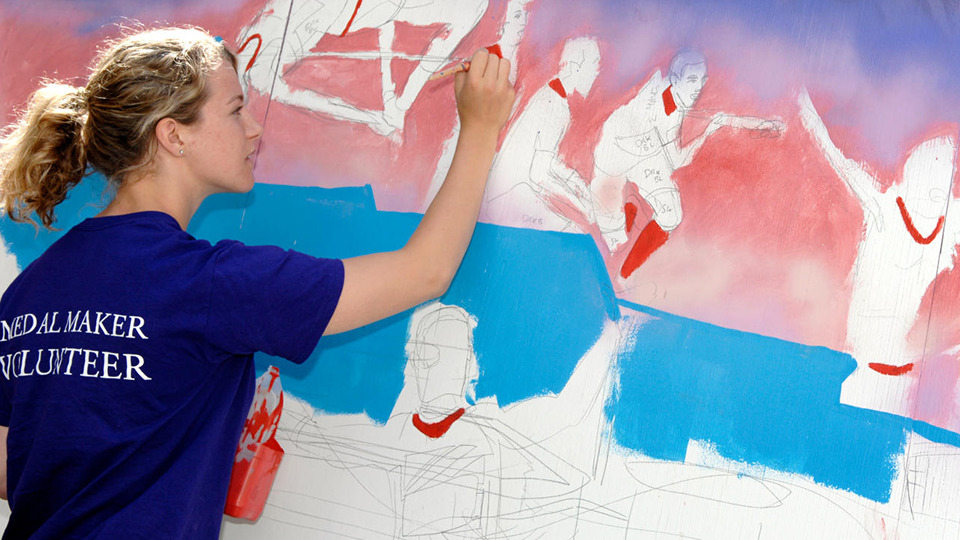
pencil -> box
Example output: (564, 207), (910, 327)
(428, 62), (471, 82)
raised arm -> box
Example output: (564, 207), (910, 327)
(663, 114), (717, 170)
(324, 50), (515, 335)
(668, 110), (785, 172)
(797, 88), (884, 230)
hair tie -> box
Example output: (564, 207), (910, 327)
(214, 36), (224, 43)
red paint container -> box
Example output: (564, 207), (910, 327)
(224, 366), (285, 521)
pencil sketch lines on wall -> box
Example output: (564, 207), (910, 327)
(237, 0), (488, 137)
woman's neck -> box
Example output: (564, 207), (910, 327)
(99, 171), (205, 230)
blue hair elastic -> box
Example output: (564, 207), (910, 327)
(214, 36), (224, 43)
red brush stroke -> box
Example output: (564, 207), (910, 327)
(621, 221), (669, 278)
(548, 78), (567, 99)
(339, 0), (363, 37)
(284, 57), (383, 110)
(266, 368), (279, 392)
(391, 21), (449, 97)
(412, 408), (465, 438)
(243, 392), (284, 446)
(237, 33), (262, 74)
(897, 196), (944, 245)
(662, 86), (677, 116)
(868, 362), (915, 376)
(625, 202), (638, 233)
(312, 27), (380, 54)
(486, 44), (503, 58)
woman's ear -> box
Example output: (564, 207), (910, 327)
(155, 117), (184, 158)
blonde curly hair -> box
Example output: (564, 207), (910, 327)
(0, 26), (237, 228)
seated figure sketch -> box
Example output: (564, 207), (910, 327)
(220, 302), (904, 540)
(237, 301), (625, 538)
(590, 49), (783, 279)
(481, 37), (601, 231)
(236, 0), (488, 136)
(797, 88), (960, 417)
(389, 301), (623, 538)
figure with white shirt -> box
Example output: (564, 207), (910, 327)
(591, 49), (783, 279)
(798, 88), (960, 416)
(482, 37), (602, 231)
(422, 0), (537, 210)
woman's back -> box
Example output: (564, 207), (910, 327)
(0, 23), (514, 539)
(0, 211), (342, 539)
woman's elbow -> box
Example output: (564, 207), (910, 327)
(397, 246), (458, 302)
(419, 266), (455, 301)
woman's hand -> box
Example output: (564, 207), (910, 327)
(455, 49), (515, 137)
(324, 49), (516, 336)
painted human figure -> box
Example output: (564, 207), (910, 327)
(236, 0), (487, 136)
(798, 88), (960, 416)
(481, 37), (602, 231)
(247, 301), (625, 538)
(386, 301), (623, 538)
(591, 49), (783, 279)
(422, 0), (536, 210)
(224, 301), (903, 540)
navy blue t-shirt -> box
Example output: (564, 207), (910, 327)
(0, 211), (343, 539)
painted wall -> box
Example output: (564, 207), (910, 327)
(3, 1), (960, 538)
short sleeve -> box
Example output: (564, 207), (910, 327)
(205, 241), (344, 363)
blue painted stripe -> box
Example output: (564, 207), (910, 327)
(612, 298), (958, 503)
(7, 176), (959, 503)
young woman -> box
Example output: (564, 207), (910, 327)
(0, 27), (514, 539)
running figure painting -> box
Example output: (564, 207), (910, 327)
(7, 2), (960, 540)
(591, 49), (783, 279)
(236, 0), (487, 136)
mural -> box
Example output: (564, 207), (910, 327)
(3, 0), (960, 538)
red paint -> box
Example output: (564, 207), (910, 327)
(412, 408), (465, 438)
(662, 86), (677, 116)
(237, 33), (262, 74)
(869, 362), (915, 376)
(311, 27), (380, 55)
(390, 21), (449, 97)
(393, 21), (451, 55)
(243, 390), (284, 447)
(548, 78), (567, 99)
(625, 202), (638, 233)
(226, 367), (285, 521)
(239, 367), (284, 450)
(225, 437), (284, 520)
(539, 191), (595, 232)
(621, 220), (669, 279)
(266, 366), (279, 392)
(283, 57), (383, 110)
(897, 196), (944, 245)
(339, 0), (363, 37)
